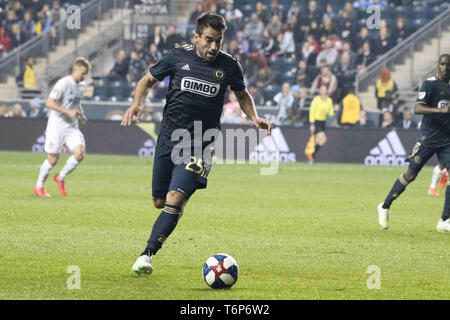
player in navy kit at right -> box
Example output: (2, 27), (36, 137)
(121, 13), (272, 275)
(378, 54), (450, 232)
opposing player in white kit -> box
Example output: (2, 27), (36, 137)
(33, 57), (90, 197)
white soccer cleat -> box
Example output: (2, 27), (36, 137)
(436, 218), (450, 233)
(378, 203), (389, 229)
(131, 254), (153, 275)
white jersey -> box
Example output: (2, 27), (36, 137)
(48, 75), (86, 129)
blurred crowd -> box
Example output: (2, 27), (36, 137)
(2, 0), (443, 129)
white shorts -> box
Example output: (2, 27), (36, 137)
(44, 126), (86, 154)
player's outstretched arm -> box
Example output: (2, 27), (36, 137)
(234, 89), (272, 136)
(414, 102), (450, 115)
(121, 71), (158, 126)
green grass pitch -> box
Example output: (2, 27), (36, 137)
(0, 151), (449, 300)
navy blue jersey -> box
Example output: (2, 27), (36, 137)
(149, 43), (246, 146)
(416, 76), (450, 148)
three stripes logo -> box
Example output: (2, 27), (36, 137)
(250, 127), (296, 163)
(364, 130), (407, 166)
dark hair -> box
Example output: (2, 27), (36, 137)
(195, 12), (227, 36)
(74, 57), (91, 71)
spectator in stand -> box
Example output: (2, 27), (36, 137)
(222, 91), (247, 124)
(0, 26), (12, 56)
(310, 65), (338, 98)
(219, 0), (243, 38)
(339, 1), (358, 24)
(339, 86), (361, 127)
(322, 17), (336, 38)
(188, 2), (204, 25)
(308, 19), (323, 43)
(302, 34), (319, 65)
(380, 110), (395, 129)
(10, 23), (26, 48)
(278, 25), (296, 58)
(17, 56), (37, 89)
(145, 43), (162, 66)
(316, 38), (339, 67)
(165, 25), (184, 50)
(333, 52), (356, 99)
(20, 10), (36, 42)
(235, 31), (249, 56)
(287, 1), (301, 21)
(372, 26), (393, 57)
(266, 14), (283, 40)
(255, 66), (275, 89)
(392, 17), (410, 45)
(396, 108), (417, 130)
(227, 39), (239, 56)
(274, 82), (294, 125)
(261, 28), (279, 57)
(341, 41), (357, 67)
(35, 6), (52, 35)
(128, 50), (146, 82)
(28, 97), (47, 118)
(295, 59), (309, 88)
(148, 25), (166, 53)
(244, 13), (264, 51)
(356, 41), (375, 70)
(354, 27), (371, 54)
(339, 19), (356, 46)
(50, 0), (66, 24)
(106, 50), (129, 82)
(287, 14), (303, 55)
(291, 87), (309, 126)
(268, 0), (283, 21)
(302, 0), (322, 26)
(255, 1), (269, 25)
(375, 67), (397, 110)
(133, 39), (147, 61)
(4, 10), (19, 32)
(323, 4), (338, 23)
(357, 109), (375, 127)
(29, 0), (45, 19)
(11, 103), (26, 118)
(0, 104), (7, 117)
(12, 1), (24, 20)
(248, 84), (265, 106)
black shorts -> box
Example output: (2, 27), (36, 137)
(407, 141), (450, 173)
(152, 136), (212, 200)
(314, 121), (326, 134)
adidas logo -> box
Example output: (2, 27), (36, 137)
(32, 133), (45, 153)
(181, 64), (190, 71)
(365, 130), (407, 166)
(250, 127), (296, 163)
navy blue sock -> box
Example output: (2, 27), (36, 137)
(442, 186), (450, 221)
(142, 204), (181, 256)
(382, 175), (408, 209)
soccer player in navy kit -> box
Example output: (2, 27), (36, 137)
(378, 54), (450, 232)
(121, 13), (272, 275)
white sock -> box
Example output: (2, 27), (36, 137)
(36, 159), (53, 189)
(430, 165), (444, 189)
(58, 155), (79, 180)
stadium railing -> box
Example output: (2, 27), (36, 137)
(355, 4), (450, 94)
(0, 0), (127, 90)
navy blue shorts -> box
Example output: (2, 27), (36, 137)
(152, 136), (212, 200)
(407, 141), (450, 173)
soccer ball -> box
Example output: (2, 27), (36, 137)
(202, 253), (239, 289)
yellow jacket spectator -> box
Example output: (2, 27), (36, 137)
(375, 68), (397, 110)
(17, 57), (37, 89)
(340, 88), (361, 125)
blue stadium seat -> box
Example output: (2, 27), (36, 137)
(262, 84), (281, 102)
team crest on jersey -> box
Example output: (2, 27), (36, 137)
(418, 92), (426, 99)
(181, 77), (220, 97)
(214, 69), (224, 79)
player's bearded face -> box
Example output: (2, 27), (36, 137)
(195, 27), (223, 61)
